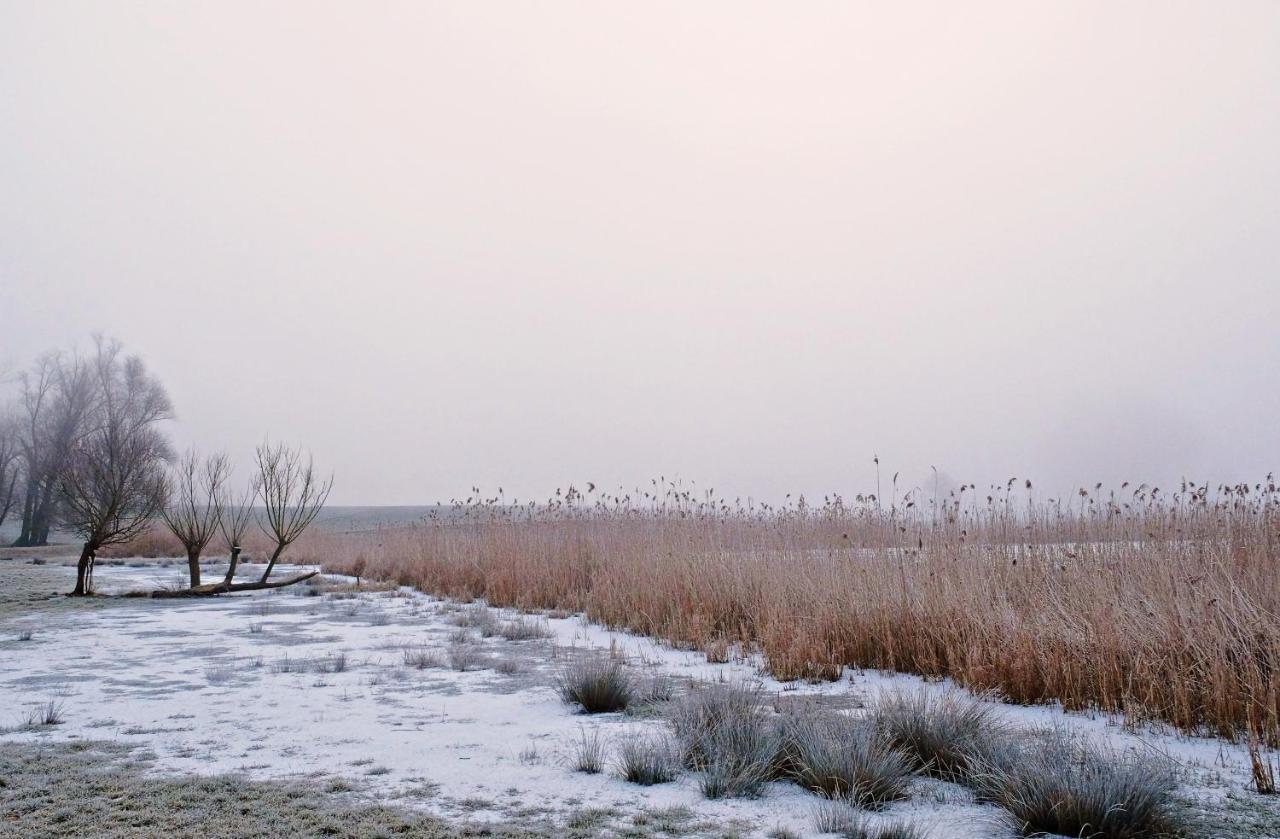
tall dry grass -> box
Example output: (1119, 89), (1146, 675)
(199, 478), (1280, 743)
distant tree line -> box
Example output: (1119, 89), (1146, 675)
(0, 335), (331, 596)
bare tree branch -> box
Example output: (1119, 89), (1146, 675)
(255, 440), (332, 583)
(59, 337), (174, 595)
(217, 476), (260, 584)
(160, 450), (229, 588)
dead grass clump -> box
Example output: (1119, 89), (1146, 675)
(970, 728), (1189, 838)
(499, 617), (553, 641)
(669, 682), (776, 799)
(774, 709), (912, 807)
(556, 657), (633, 714)
(811, 801), (931, 839)
(26, 699), (65, 727)
(447, 641), (485, 672)
(616, 732), (680, 785)
(570, 727), (606, 774)
(403, 647), (445, 669)
(874, 687), (1008, 782)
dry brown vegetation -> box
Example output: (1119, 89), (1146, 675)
(129, 477), (1280, 745)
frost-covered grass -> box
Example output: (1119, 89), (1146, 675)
(0, 740), (555, 838)
(969, 728), (1192, 838)
(774, 709), (912, 807)
(555, 656), (633, 713)
(873, 687), (1008, 783)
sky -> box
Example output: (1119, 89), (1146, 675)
(1, 2), (1278, 506)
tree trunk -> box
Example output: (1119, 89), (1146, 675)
(223, 545), (242, 584)
(260, 543), (286, 583)
(31, 478), (57, 547)
(70, 541), (95, 596)
(150, 569), (318, 597)
(13, 477), (37, 546)
(186, 547), (201, 588)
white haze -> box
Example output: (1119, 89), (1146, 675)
(1, 2), (1278, 505)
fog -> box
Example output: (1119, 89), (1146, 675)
(2, 2), (1277, 505)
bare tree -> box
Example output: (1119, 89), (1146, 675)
(11, 352), (96, 547)
(60, 338), (174, 596)
(217, 477), (259, 585)
(160, 450), (230, 588)
(255, 440), (332, 583)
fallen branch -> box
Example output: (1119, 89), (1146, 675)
(148, 570), (318, 598)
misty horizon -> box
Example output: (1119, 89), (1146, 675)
(3, 2), (1278, 505)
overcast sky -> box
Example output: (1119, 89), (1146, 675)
(2, 2), (1278, 505)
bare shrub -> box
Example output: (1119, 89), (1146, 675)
(637, 672), (675, 704)
(315, 652), (348, 674)
(494, 657), (522, 675)
(555, 657), (633, 713)
(570, 727), (606, 774)
(616, 732), (680, 785)
(970, 728), (1189, 839)
(874, 687), (1008, 782)
(205, 666), (234, 685)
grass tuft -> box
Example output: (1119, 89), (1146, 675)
(616, 732), (680, 785)
(970, 728), (1190, 839)
(570, 727), (606, 774)
(873, 687), (1007, 782)
(669, 682), (776, 799)
(775, 709), (912, 807)
(556, 657), (633, 713)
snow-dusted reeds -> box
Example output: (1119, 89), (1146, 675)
(157, 475), (1280, 745)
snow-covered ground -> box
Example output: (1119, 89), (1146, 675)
(0, 561), (1268, 837)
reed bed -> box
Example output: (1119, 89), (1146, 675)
(154, 478), (1280, 744)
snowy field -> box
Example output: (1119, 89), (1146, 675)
(0, 560), (1273, 837)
